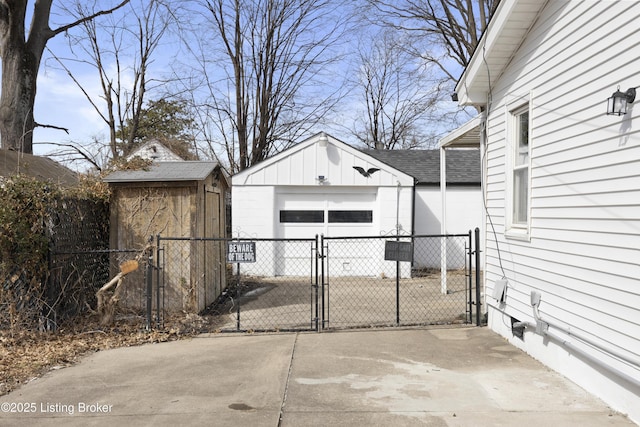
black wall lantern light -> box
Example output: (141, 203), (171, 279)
(607, 86), (636, 115)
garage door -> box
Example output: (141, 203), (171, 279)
(276, 191), (377, 239)
(276, 191), (377, 276)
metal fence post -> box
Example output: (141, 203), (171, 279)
(475, 227), (482, 326)
(155, 234), (162, 329)
(320, 234), (327, 330)
(468, 230), (473, 324)
(145, 242), (153, 331)
(314, 235), (319, 332)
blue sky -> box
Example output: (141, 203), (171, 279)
(27, 0), (474, 170)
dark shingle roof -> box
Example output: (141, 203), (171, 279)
(361, 148), (480, 185)
(0, 149), (78, 187)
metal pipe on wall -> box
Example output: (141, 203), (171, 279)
(514, 291), (640, 389)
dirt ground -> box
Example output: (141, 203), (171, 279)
(0, 313), (214, 397)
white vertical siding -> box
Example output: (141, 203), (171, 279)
(482, 1), (640, 421)
(237, 139), (413, 188)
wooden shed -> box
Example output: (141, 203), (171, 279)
(104, 161), (228, 312)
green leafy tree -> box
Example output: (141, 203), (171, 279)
(119, 99), (198, 160)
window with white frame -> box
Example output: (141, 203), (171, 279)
(507, 101), (531, 238)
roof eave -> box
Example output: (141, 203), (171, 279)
(455, 0), (548, 107)
(439, 114), (482, 148)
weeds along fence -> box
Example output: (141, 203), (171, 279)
(0, 196), (110, 331)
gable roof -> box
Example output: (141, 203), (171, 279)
(0, 149), (78, 187)
(104, 161), (220, 183)
(455, 0), (547, 106)
(362, 148), (481, 185)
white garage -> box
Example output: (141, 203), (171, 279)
(231, 132), (481, 276)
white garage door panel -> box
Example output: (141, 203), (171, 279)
(276, 191), (377, 276)
(277, 192), (376, 239)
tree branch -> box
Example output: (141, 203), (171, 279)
(34, 121), (69, 133)
(51, 0), (130, 37)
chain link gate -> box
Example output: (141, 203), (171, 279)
(153, 236), (320, 332)
(151, 230), (482, 332)
(319, 232), (479, 330)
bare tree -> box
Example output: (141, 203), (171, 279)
(0, 0), (129, 153)
(49, 0), (174, 160)
(190, 0), (353, 173)
(353, 30), (442, 150)
(366, 0), (500, 82)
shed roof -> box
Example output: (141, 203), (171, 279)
(103, 161), (219, 183)
(361, 148), (480, 185)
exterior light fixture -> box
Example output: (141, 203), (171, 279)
(607, 86), (636, 116)
(318, 132), (328, 147)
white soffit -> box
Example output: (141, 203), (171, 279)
(439, 115), (481, 148)
(455, 0), (548, 106)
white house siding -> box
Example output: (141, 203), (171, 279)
(478, 1), (640, 422)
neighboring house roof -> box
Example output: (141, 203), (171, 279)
(455, 0), (546, 106)
(362, 148), (481, 185)
(127, 139), (184, 162)
(103, 161), (220, 183)
(0, 149), (78, 187)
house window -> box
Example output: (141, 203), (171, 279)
(507, 101), (531, 239)
(279, 210), (324, 223)
(513, 109), (529, 224)
(328, 210), (373, 223)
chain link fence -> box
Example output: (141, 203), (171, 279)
(320, 234), (473, 330)
(47, 248), (147, 327)
(201, 238), (318, 332)
(45, 231), (480, 333)
(173, 232), (480, 332)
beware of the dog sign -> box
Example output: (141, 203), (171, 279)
(227, 241), (256, 263)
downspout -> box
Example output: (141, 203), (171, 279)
(479, 109), (487, 273)
(514, 291), (640, 389)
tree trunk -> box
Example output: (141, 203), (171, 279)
(0, 0), (130, 154)
(0, 38), (40, 153)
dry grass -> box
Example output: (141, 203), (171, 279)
(0, 313), (214, 397)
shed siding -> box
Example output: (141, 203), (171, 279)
(482, 1), (640, 418)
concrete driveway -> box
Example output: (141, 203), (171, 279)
(0, 327), (634, 426)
